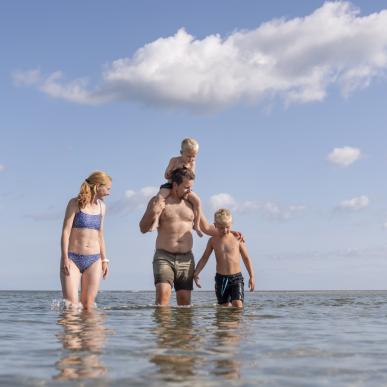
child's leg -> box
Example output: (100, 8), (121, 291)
(187, 191), (203, 237)
(150, 188), (170, 231)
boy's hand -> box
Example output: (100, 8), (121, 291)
(249, 277), (255, 291)
(231, 230), (245, 243)
(194, 272), (201, 288)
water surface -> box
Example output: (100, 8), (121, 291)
(1, 290), (387, 386)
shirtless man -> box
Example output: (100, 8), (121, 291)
(139, 167), (215, 306)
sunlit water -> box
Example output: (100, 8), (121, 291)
(1, 291), (387, 386)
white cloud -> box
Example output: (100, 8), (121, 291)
(338, 195), (369, 210)
(209, 193), (238, 211)
(209, 193), (305, 220)
(327, 146), (362, 167)
(0, 165), (5, 172)
(13, 2), (387, 111)
(110, 186), (158, 214)
(383, 222), (387, 230)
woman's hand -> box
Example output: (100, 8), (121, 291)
(61, 257), (71, 276)
(102, 261), (109, 279)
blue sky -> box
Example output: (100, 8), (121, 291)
(1, 1), (387, 290)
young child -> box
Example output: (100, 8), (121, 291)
(194, 208), (255, 307)
(153, 138), (203, 236)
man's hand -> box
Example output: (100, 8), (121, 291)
(231, 230), (245, 243)
(249, 277), (255, 291)
(194, 272), (201, 288)
(153, 196), (166, 215)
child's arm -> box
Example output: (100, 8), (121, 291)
(240, 242), (255, 291)
(164, 157), (178, 180)
(193, 239), (213, 288)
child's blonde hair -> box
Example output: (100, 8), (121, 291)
(181, 138), (199, 154)
(214, 208), (232, 225)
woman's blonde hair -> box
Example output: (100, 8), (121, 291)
(214, 208), (232, 225)
(77, 171), (112, 209)
(181, 138), (199, 153)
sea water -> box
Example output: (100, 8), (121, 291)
(1, 290), (387, 386)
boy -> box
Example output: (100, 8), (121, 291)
(194, 208), (255, 307)
(153, 138), (203, 237)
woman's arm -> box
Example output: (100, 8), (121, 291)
(60, 199), (77, 275)
(99, 201), (109, 279)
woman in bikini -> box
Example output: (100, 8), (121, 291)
(60, 171), (112, 310)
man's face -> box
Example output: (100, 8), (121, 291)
(175, 178), (193, 199)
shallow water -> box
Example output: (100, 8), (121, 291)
(1, 290), (387, 386)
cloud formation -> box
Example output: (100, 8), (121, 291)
(327, 146), (361, 167)
(209, 193), (305, 220)
(13, 2), (387, 111)
(338, 195), (369, 210)
(110, 186), (158, 215)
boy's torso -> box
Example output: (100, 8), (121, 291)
(211, 234), (241, 275)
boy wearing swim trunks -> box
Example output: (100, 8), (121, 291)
(194, 209), (255, 307)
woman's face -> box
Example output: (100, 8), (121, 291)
(97, 182), (112, 198)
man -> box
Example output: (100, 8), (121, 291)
(139, 167), (215, 306)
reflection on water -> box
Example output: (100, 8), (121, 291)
(150, 307), (198, 381)
(150, 306), (244, 382)
(54, 309), (109, 381)
(211, 307), (243, 380)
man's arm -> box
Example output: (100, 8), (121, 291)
(139, 196), (165, 233)
(199, 212), (218, 236)
(194, 239), (213, 288)
(240, 242), (255, 291)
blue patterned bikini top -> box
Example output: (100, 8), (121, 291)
(72, 201), (102, 231)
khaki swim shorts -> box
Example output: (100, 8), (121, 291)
(153, 249), (195, 291)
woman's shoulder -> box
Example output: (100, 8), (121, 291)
(68, 197), (78, 208)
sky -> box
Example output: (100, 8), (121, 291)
(1, 0), (387, 290)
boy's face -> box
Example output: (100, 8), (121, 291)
(181, 148), (197, 164)
(215, 220), (232, 235)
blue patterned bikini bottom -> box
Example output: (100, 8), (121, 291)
(68, 252), (100, 273)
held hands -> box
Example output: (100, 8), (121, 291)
(194, 272), (201, 288)
(249, 277), (255, 292)
(153, 196), (166, 215)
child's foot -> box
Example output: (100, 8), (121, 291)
(194, 224), (203, 237)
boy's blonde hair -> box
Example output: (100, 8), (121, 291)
(181, 138), (199, 153)
(214, 208), (232, 225)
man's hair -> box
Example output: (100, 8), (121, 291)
(214, 208), (232, 225)
(171, 167), (195, 185)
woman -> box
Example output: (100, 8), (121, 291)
(60, 171), (112, 310)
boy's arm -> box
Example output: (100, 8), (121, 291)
(193, 239), (213, 288)
(164, 157), (178, 180)
(139, 196), (165, 233)
(240, 242), (255, 291)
